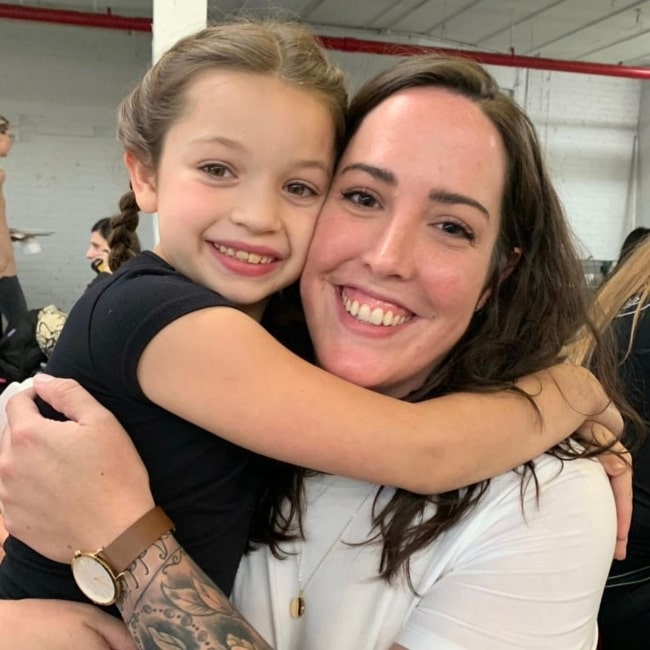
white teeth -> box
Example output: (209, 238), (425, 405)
(342, 292), (411, 327)
(217, 245), (274, 265)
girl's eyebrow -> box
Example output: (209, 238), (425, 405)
(190, 134), (247, 150)
(188, 135), (330, 173)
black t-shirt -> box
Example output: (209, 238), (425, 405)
(0, 252), (270, 608)
(609, 296), (650, 578)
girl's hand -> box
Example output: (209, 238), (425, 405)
(0, 375), (154, 562)
(0, 599), (136, 650)
(575, 419), (632, 561)
(518, 364), (630, 561)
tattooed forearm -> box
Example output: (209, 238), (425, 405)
(117, 534), (273, 650)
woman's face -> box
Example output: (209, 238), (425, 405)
(300, 87), (507, 398)
(0, 128), (13, 157)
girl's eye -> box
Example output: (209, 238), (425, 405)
(342, 190), (378, 209)
(201, 163), (234, 178)
(435, 220), (476, 241)
(285, 182), (317, 198)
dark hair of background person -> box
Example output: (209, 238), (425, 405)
(91, 217), (111, 241)
(0, 116), (9, 135)
(253, 54), (633, 590)
(617, 227), (650, 267)
(94, 216), (142, 256)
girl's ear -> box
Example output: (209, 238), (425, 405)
(124, 151), (157, 214)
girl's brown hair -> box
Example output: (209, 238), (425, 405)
(0, 116), (10, 135)
(108, 19), (348, 271)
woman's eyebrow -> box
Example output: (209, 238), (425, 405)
(339, 164), (490, 219)
(339, 162), (396, 184)
(429, 190), (490, 220)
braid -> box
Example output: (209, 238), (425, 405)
(108, 189), (140, 272)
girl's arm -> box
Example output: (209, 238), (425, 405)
(138, 308), (623, 494)
(0, 513), (7, 561)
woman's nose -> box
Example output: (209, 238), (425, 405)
(361, 216), (416, 279)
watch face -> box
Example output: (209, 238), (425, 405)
(71, 553), (119, 606)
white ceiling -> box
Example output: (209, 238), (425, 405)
(2, 0), (650, 68)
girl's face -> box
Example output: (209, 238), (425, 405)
(127, 70), (336, 320)
(301, 87), (507, 398)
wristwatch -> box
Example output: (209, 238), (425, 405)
(71, 506), (174, 606)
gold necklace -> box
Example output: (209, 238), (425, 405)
(290, 485), (376, 619)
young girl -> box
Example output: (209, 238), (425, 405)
(0, 20), (623, 610)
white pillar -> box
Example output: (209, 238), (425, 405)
(152, 0), (208, 62)
(150, 0), (207, 243)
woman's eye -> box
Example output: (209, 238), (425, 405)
(436, 220), (475, 241)
(201, 163), (233, 178)
(286, 182), (317, 197)
(342, 190), (378, 208)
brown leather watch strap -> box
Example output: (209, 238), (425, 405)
(100, 506), (174, 573)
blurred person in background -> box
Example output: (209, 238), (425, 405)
(0, 116), (27, 333)
(570, 235), (650, 650)
(616, 227), (649, 268)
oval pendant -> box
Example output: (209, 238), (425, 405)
(290, 595), (305, 619)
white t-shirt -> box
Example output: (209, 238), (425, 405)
(233, 455), (615, 649)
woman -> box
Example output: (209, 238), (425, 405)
(0, 116), (27, 332)
(570, 236), (650, 650)
(0, 54), (630, 648)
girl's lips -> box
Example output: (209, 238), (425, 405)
(214, 243), (275, 265)
(210, 242), (280, 277)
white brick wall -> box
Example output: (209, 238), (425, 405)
(0, 18), (643, 310)
(1, 19), (152, 311)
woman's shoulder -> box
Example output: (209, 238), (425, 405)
(485, 454), (612, 516)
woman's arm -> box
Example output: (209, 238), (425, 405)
(119, 534), (273, 649)
(0, 385), (272, 648)
(138, 308), (623, 495)
(0, 385), (618, 649)
(0, 599), (136, 650)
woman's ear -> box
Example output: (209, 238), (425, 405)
(500, 247), (522, 283)
(124, 151), (157, 214)
(475, 247), (523, 312)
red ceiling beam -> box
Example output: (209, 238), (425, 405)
(0, 2), (151, 32)
(319, 35), (650, 80)
(1, 3), (649, 79)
